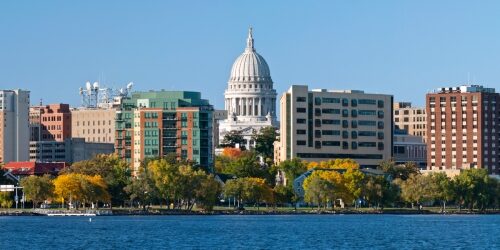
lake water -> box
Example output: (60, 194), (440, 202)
(0, 215), (498, 249)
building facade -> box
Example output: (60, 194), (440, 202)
(115, 91), (214, 172)
(29, 104), (72, 142)
(426, 85), (500, 174)
(218, 28), (278, 149)
(0, 89), (30, 164)
(393, 131), (427, 169)
(71, 108), (116, 143)
(29, 138), (114, 163)
(393, 102), (426, 141)
(275, 85), (393, 168)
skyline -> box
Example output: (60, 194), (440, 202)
(2, 1), (500, 108)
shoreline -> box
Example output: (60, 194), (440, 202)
(1, 208), (498, 216)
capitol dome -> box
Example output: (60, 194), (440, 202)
(229, 28), (273, 83)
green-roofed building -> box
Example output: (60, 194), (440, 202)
(115, 90), (214, 173)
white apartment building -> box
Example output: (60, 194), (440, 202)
(0, 89), (30, 163)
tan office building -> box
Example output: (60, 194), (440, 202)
(71, 108), (116, 143)
(393, 102), (426, 141)
(275, 85), (393, 168)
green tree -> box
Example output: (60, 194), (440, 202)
(395, 174), (433, 209)
(277, 158), (307, 188)
(124, 167), (158, 211)
(221, 130), (246, 149)
(64, 154), (131, 207)
(224, 152), (269, 179)
(195, 175), (222, 212)
(273, 185), (295, 207)
(378, 160), (419, 180)
(303, 173), (335, 210)
(453, 169), (497, 211)
(429, 172), (454, 213)
(20, 175), (54, 208)
(252, 126), (278, 160)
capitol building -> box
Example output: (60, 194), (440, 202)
(218, 28), (278, 149)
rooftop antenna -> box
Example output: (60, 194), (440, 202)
(467, 72), (470, 85)
(39, 99), (43, 106)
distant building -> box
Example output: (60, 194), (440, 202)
(426, 85), (500, 174)
(29, 104), (72, 142)
(29, 138), (114, 163)
(71, 108), (116, 143)
(213, 110), (228, 148)
(218, 28), (278, 149)
(0, 89), (30, 164)
(393, 130), (427, 169)
(393, 102), (426, 141)
(275, 85), (393, 168)
(3, 161), (67, 176)
(115, 91), (214, 172)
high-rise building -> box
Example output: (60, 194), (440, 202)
(71, 108), (116, 143)
(115, 91), (214, 172)
(426, 85), (500, 174)
(393, 102), (426, 141)
(30, 104), (72, 142)
(0, 89), (30, 163)
(275, 85), (393, 168)
(218, 28), (278, 149)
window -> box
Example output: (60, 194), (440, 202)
(342, 141), (349, 149)
(322, 109), (340, 114)
(342, 109), (349, 117)
(315, 130), (322, 138)
(315, 119), (321, 127)
(377, 100), (384, 108)
(296, 108), (306, 113)
(351, 142), (358, 150)
(359, 142), (376, 147)
(342, 131), (349, 139)
(297, 129), (306, 135)
(351, 99), (358, 107)
(378, 132), (384, 139)
(296, 97), (307, 102)
(322, 119), (340, 125)
(358, 99), (376, 105)
(297, 118), (306, 124)
(342, 120), (349, 128)
(322, 130), (340, 136)
(315, 141), (322, 149)
(378, 121), (384, 129)
(351, 131), (358, 139)
(359, 120), (376, 126)
(297, 140), (306, 145)
(322, 141), (340, 146)
(359, 110), (376, 115)
(315, 108), (322, 116)
(342, 98), (349, 107)
(322, 98), (340, 103)
(314, 97), (322, 105)
(359, 131), (376, 136)
(378, 142), (384, 150)
(378, 111), (384, 118)
(351, 110), (358, 117)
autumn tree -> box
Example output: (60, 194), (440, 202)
(54, 173), (110, 209)
(20, 175), (54, 208)
(395, 174), (433, 209)
(277, 158), (307, 188)
(0, 192), (13, 208)
(378, 160), (419, 180)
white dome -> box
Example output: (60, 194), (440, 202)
(229, 28), (272, 83)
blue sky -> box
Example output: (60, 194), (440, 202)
(1, 0), (500, 108)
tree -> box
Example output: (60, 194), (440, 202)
(54, 173), (110, 209)
(221, 130), (246, 149)
(453, 169), (497, 211)
(303, 173), (335, 210)
(273, 185), (294, 207)
(224, 177), (273, 210)
(395, 174), (433, 209)
(252, 126), (278, 160)
(378, 160), (419, 180)
(362, 175), (397, 210)
(0, 192), (13, 208)
(429, 172), (454, 213)
(222, 147), (243, 158)
(20, 175), (54, 208)
(195, 175), (222, 212)
(64, 154), (131, 207)
(224, 152), (269, 179)
(124, 166), (158, 211)
(343, 169), (365, 206)
(277, 158), (307, 188)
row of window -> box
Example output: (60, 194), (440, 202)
(296, 140), (385, 150)
(300, 119), (384, 129)
(76, 120), (112, 126)
(298, 107), (385, 118)
(297, 97), (385, 108)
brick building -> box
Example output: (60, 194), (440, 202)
(426, 85), (500, 174)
